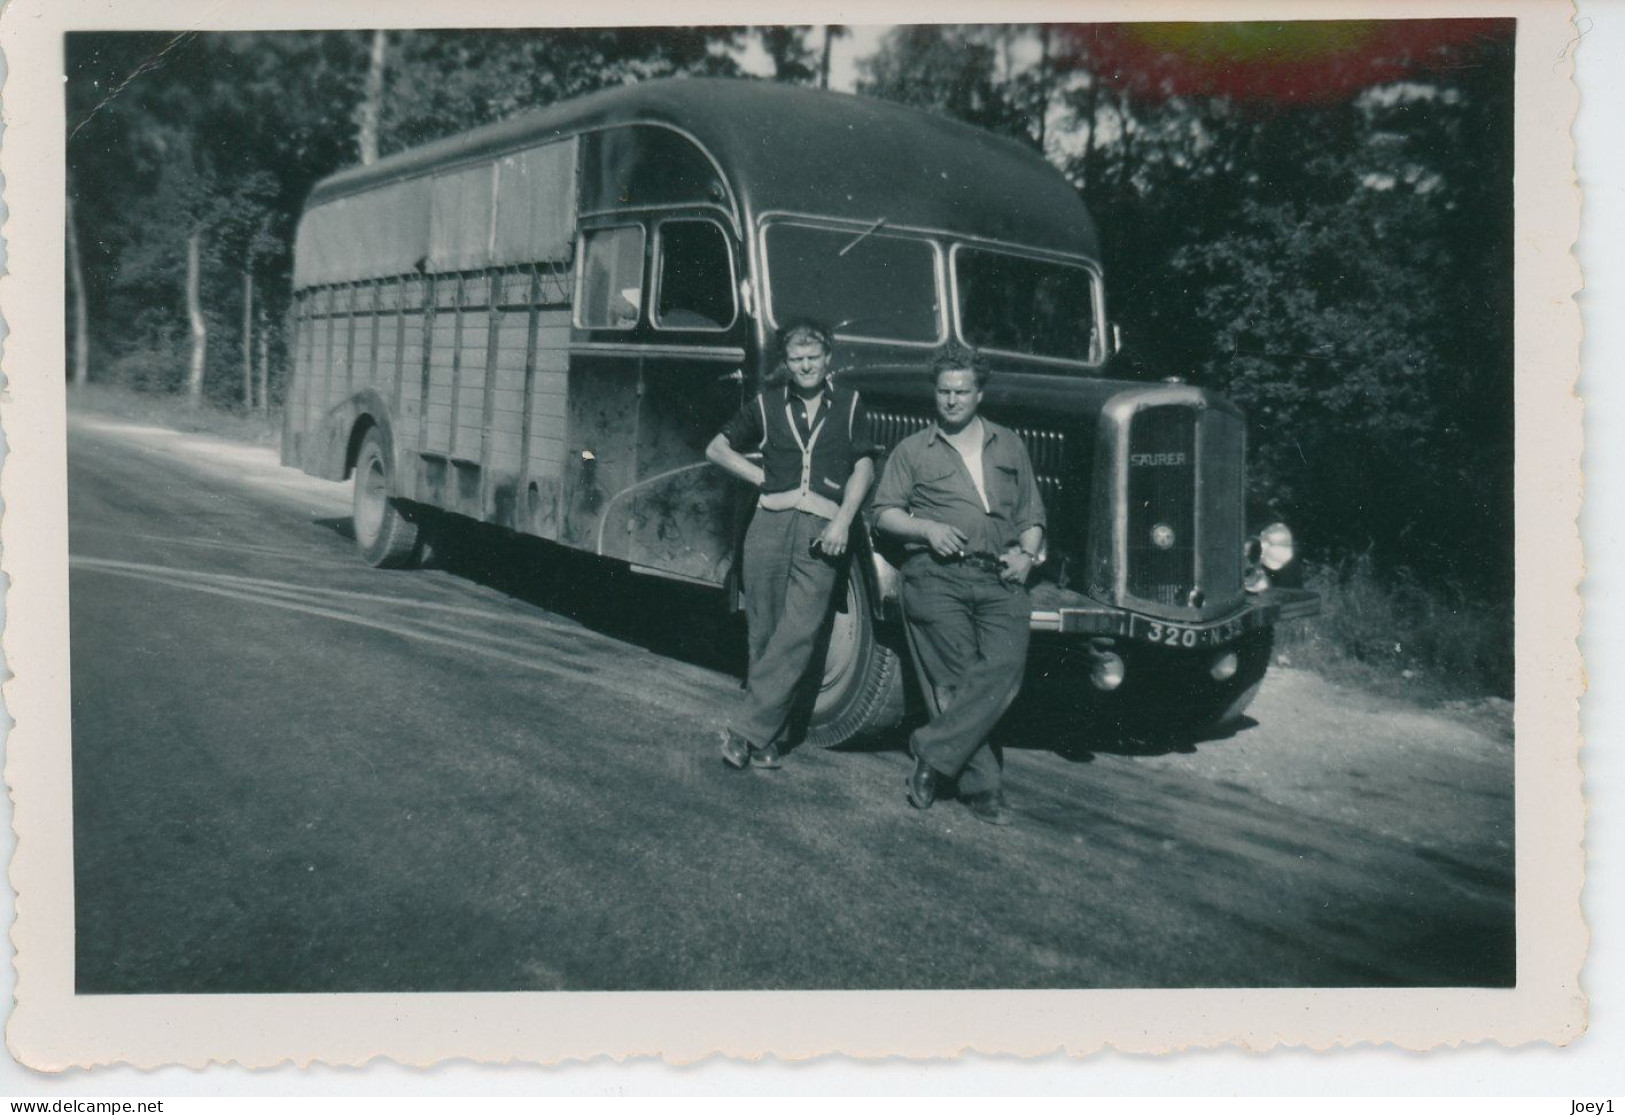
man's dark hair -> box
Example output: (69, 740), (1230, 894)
(930, 342), (990, 388)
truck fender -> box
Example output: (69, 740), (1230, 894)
(851, 523), (902, 625)
(328, 389), (398, 484)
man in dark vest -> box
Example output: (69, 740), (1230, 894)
(706, 318), (877, 769)
(873, 344), (1046, 825)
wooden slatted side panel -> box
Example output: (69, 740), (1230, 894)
(423, 277), (459, 454)
(487, 270), (533, 479)
(308, 288), (334, 438)
(454, 272), (493, 462)
(396, 277), (427, 457)
(284, 293), (314, 466)
(328, 284), (355, 414)
(362, 280), (383, 395)
(528, 309), (571, 478)
(375, 278), (402, 410)
(290, 294), (311, 428)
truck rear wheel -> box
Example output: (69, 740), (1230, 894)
(804, 562), (906, 748)
(352, 427), (420, 568)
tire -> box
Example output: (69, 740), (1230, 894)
(351, 427), (420, 569)
(803, 561), (906, 748)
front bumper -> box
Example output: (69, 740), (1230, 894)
(1028, 586), (1320, 637)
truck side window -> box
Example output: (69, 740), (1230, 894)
(654, 220), (736, 332)
(577, 225), (646, 330)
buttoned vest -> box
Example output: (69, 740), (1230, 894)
(755, 386), (864, 520)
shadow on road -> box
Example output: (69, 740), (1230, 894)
(316, 514), (750, 679)
(999, 705), (1262, 762)
(314, 513), (1259, 764)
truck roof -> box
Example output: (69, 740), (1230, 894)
(305, 77), (1099, 259)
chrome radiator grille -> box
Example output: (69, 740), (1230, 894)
(867, 410), (931, 455)
(1121, 401), (1246, 616)
(869, 409), (1067, 504)
(1126, 407), (1196, 606)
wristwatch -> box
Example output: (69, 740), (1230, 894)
(1019, 546), (1045, 567)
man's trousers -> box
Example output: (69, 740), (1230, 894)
(734, 508), (840, 748)
(901, 561), (1032, 796)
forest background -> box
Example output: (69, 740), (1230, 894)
(63, 22), (1516, 697)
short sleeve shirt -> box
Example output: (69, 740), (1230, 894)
(872, 419), (1046, 556)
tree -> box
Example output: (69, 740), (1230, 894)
(849, 20), (1515, 601)
(1147, 31), (1517, 597)
(857, 26), (1037, 146)
(67, 31), (367, 398)
(374, 29), (745, 154)
(185, 229), (205, 406)
(818, 25), (848, 90)
(65, 27), (751, 407)
(356, 29), (389, 165)
(758, 26), (817, 84)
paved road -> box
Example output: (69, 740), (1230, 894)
(67, 411), (1515, 992)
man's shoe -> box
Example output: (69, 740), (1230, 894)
(750, 741), (784, 770)
(719, 729), (752, 770)
(961, 789), (1013, 826)
(906, 755), (939, 809)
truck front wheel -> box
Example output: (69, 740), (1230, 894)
(804, 563), (906, 748)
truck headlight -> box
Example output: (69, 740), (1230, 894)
(1259, 522), (1294, 571)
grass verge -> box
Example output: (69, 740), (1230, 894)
(68, 382), (283, 447)
(1277, 552), (1514, 704)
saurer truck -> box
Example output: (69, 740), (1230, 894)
(283, 78), (1319, 745)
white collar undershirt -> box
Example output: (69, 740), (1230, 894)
(943, 418), (990, 513)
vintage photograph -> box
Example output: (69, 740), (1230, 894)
(57, 18), (1517, 993)
(1, 0), (1587, 1068)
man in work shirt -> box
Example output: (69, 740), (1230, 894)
(706, 318), (877, 770)
(872, 344), (1046, 826)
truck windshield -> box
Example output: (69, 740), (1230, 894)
(764, 222), (940, 344)
(954, 246), (1098, 364)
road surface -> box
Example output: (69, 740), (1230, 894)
(67, 410), (1515, 992)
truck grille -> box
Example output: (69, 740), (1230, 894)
(1121, 400), (1246, 617)
(1126, 407), (1196, 606)
(869, 409), (1067, 504)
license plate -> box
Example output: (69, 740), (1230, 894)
(1129, 615), (1244, 648)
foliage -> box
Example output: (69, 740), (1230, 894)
(374, 29), (745, 153)
(68, 381), (284, 444)
(65, 27), (750, 408)
(756, 26), (818, 84)
(1279, 554), (1514, 699)
(859, 22), (1514, 605)
(857, 26), (1043, 147)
